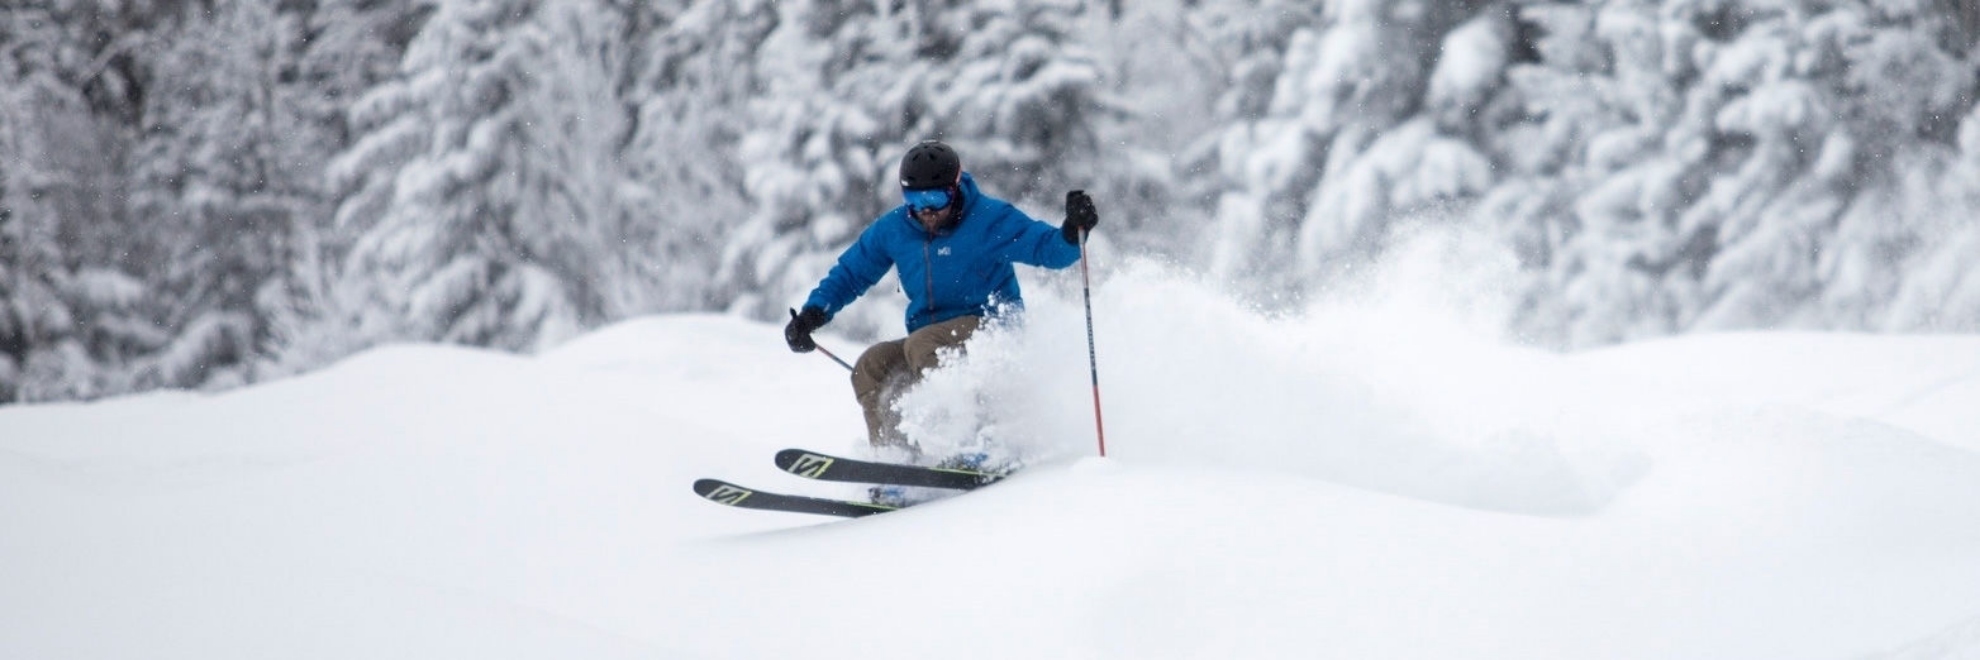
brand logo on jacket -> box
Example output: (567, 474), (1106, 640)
(937, 247), (952, 256)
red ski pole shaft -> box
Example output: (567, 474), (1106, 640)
(815, 344), (854, 372)
(1079, 228), (1107, 457)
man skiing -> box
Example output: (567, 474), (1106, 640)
(783, 139), (1099, 456)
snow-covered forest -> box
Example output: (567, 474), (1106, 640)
(5, 0), (1980, 403)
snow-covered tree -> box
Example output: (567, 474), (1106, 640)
(1885, 91), (1980, 330)
(1495, 0), (1978, 345)
(252, 0), (432, 376)
(1083, 0), (1221, 258)
(712, 0), (919, 339)
(613, 0), (765, 316)
(1203, 0), (1489, 301)
(0, 1), (177, 401)
(0, 56), (78, 402)
(125, 0), (322, 391)
(1179, 0), (1320, 281)
(327, 0), (636, 352)
(1487, 0), (1708, 345)
(6, 0), (1980, 405)
(1184, 0), (1980, 344)
(927, 0), (1108, 206)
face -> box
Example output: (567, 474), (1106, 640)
(912, 204), (956, 232)
(904, 186), (958, 232)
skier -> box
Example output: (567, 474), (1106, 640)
(783, 139), (1099, 459)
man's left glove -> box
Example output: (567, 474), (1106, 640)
(1060, 190), (1098, 244)
(785, 307), (828, 353)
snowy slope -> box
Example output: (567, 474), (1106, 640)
(4, 264), (1980, 659)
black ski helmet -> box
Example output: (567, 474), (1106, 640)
(899, 140), (961, 189)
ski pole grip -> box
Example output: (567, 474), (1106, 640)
(790, 308), (855, 372)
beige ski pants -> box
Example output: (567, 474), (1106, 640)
(851, 314), (981, 447)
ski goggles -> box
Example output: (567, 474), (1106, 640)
(903, 187), (955, 213)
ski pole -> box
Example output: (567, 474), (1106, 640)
(1079, 228), (1107, 457)
(791, 308), (854, 372)
(814, 343), (854, 372)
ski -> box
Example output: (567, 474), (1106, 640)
(692, 478), (897, 518)
(774, 448), (1004, 490)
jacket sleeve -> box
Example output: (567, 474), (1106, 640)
(804, 220), (895, 318)
(997, 205), (1082, 269)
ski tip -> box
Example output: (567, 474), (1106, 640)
(775, 448), (839, 477)
(693, 479), (763, 508)
(773, 448), (807, 466)
(692, 478), (722, 495)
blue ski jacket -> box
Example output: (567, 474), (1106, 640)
(804, 173), (1081, 333)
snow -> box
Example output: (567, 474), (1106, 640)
(1425, 10), (1509, 118)
(5, 263), (1980, 659)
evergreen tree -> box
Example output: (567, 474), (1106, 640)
(1291, 0), (1498, 288)
(1885, 94), (1980, 330)
(1202, 0), (1490, 301)
(926, 0), (1108, 207)
(328, 0), (635, 352)
(1683, 1), (1961, 332)
(1488, 0), (1700, 345)
(1807, 2), (1976, 330)
(0, 1), (177, 401)
(127, 0), (316, 390)
(614, 0), (767, 316)
(1507, 0), (1977, 344)
(1186, 0), (1322, 287)
(0, 49), (76, 402)
(1087, 0), (1219, 259)
(6, 0), (1980, 405)
(1394, 0), (1980, 345)
(714, 0), (929, 338)
(260, 0), (431, 375)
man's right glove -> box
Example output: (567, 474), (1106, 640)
(784, 306), (828, 353)
(1060, 189), (1098, 244)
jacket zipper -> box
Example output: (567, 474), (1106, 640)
(922, 233), (936, 324)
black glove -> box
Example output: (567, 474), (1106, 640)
(784, 307), (828, 353)
(1060, 190), (1098, 245)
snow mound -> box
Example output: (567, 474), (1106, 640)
(4, 306), (1979, 659)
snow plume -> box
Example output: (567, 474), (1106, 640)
(898, 241), (1647, 516)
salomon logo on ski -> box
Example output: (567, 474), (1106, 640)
(787, 453), (835, 478)
(703, 483), (752, 505)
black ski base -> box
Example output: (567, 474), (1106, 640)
(774, 448), (1003, 490)
(693, 478), (896, 518)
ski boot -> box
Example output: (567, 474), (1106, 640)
(866, 484), (913, 508)
(866, 484), (949, 508)
(934, 451), (990, 472)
